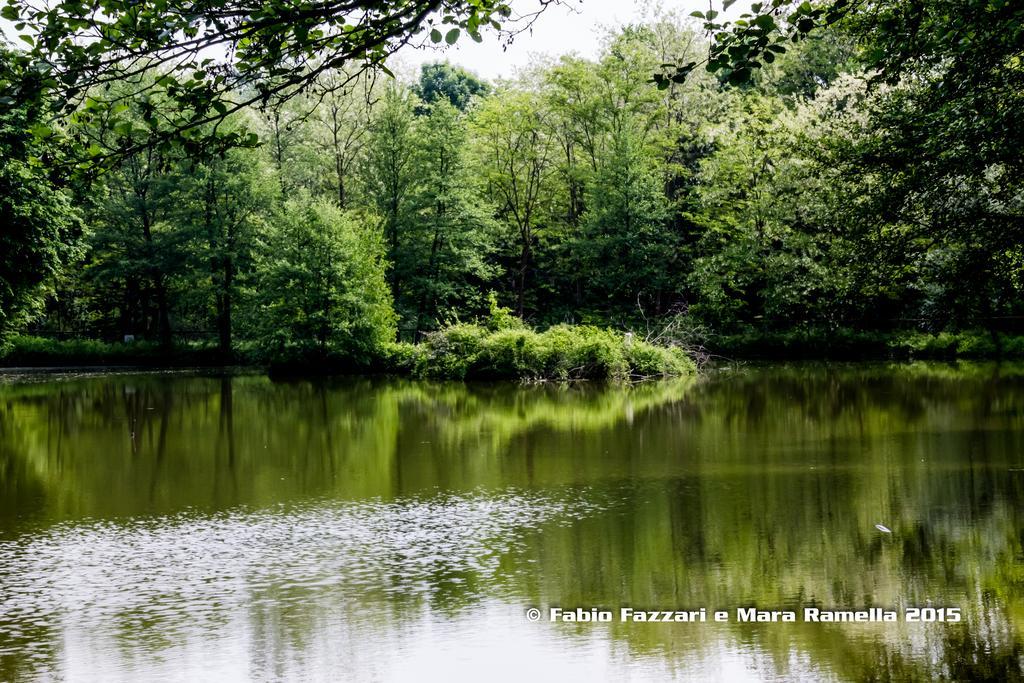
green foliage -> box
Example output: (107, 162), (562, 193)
(0, 51), (81, 343)
(482, 292), (524, 332)
(578, 121), (674, 317)
(412, 303), (695, 381)
(363, 90), (500, 336)
(0, 335), (226, 365)
(171, 147), (276, 353)
(247, 196), (396, 363)
(402, 101), (500, 334)
(414, 62), (489, 111)
(709, 330), (1024, 361)
(687, 93), (840, 331)
(4, 8), (1023, 368)
(0, 0), (523, 168)
(364, 85), (419, 300)
(756, 32), (858, 99)
(470, 87), (556, 316)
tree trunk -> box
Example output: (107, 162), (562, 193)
(517, 230), (530, 317)
(139, 203), (172, 347)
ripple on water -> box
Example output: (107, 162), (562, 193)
(0, 487), (607, 672)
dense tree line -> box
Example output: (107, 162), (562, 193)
(1, 2), (1022, 360)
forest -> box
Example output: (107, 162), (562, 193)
(1, 0), (1023, 374)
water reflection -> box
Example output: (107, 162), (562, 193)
(0, 364), (1022, 680)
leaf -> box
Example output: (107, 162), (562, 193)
(430, 28), (442, 43)
(727, 67), (752, 84)
(445, 28), (460, 45)
(29, 123), (52, 138)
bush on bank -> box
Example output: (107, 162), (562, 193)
(403, 324), (695, 380)
(402, 298), (696, 381)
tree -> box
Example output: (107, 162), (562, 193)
(406, 101), (499, 335)
(578, 122), (673, 320)
(0, 0), (552, 167)
(171, 147), (276, 354)
(809, 75), (1024, 333)
(0, 61), (81, 341)
(755, 31), (857, 99)
(258, 97), (316, 197)
(688, 93), (840, 331)
(311, 70), (380, 208)
(363, 84), (419, 305)
(471, 88), (555, 317)
(248, 196), (396, 362)
(414, 62), (489, 111)
(81, 98), (185, 346)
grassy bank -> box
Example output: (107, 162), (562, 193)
(707, 329), (1024, 360)
(1, 298), (697, 380)
(0, 336), (234, 367)
(5, 327), (1024, 376)
(1, 325), (695, 381)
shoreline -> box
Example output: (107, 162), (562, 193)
(5, 329), (1024, 373)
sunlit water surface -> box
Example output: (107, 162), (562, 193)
(1, 364), (1023, 681)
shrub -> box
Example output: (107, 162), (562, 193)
(625, 342), (695, 377)
(379, 341), (420, 374)
(413, 322), (488, 379)
(536, 325), (628, 380)
(410, 305), (696, 381)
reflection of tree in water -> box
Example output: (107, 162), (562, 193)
(853, 624), (1024, 682)
(491, 363), (1024, 679)
(0, 364), (1023, 678)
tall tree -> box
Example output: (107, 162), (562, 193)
(406, 101), (499, 335)
(579, 121), (673, 320)
(364, 84), (419, 306)
(0, 52), (80, 341)
(471, 88), (555, 316)
(312, 70), (379, 208)
(87, 146), (181, 346)
(172, 147), (275, 354)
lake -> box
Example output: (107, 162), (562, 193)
(1, 364), (1022, 681)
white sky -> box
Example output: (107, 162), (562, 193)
(394, 0), (722, 81)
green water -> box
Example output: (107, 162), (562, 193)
(1, 364), (1022, 681)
